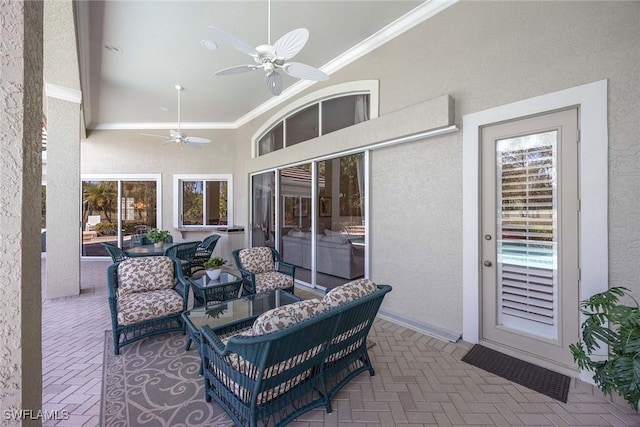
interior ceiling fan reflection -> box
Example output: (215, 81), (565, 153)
(204, 0), (328, 96)
(140, 85), (211, 149)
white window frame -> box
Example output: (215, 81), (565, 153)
(173, 174), (233, 229)
(252, 80), (380, 158)
(80, 173), (162, 255)
(462, 80), (608, 383)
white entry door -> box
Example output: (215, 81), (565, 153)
(480, 108), (580, 371)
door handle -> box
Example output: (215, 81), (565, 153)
(483, 260), (492, 267)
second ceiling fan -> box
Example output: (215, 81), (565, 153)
(206, 0), (329, 96)
(141, 85), (211, 149)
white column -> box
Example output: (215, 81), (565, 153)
(0, 1), (44, 424)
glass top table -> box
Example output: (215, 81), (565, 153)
(188, 270), (243, 307)
(125, 242), (175, 257)
(184, 289), (301, 333)
(182, 289), (302, 372)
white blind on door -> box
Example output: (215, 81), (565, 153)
(497, 132), (557, 327)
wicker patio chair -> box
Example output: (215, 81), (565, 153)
(101, 242), (129, 262)
(232, 246), (296, 295)
(107, 256), (190, 354)
(190, 234), (222, 274)
(164, 241), (201, 277)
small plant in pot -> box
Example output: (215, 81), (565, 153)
(204, 257), (226, 280)
(146, 228), (170, 248)
(569, 286), (640, 411)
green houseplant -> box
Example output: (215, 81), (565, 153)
(569, 287), (640, 410)
(203, 257), (226, 280)
(146, 228), (170, 247)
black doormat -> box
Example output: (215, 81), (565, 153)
(461, 344), (571, 403)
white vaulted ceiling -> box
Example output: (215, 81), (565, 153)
(76, 1), (453, 131)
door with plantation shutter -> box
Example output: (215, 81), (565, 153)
(480, 108), (579, 370)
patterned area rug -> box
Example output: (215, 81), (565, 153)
(101, 331), (234, 427)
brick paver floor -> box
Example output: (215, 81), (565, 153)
(40, 258), (640, 426)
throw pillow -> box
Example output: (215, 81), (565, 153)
(252, 299), (329, 335)
(323, 278), (377, 308)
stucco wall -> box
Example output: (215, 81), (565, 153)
(46, 97), (81, 299)
(0, 0), (43, 422)
(77, 2), (639, 337)
(232, 1), (640, 335)
(81, 129), (237, 239)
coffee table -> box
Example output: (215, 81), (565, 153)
(182, 289), (302, 372)
(189, 271), (243, 307)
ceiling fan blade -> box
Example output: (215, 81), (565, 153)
(273, 28), (309, 60)
(208, 26), (258, 57)
(170, 129), (186, 139)
(140, 133), (168, 139)
(162, 139), (175, 145)
(184, 140), (203, 149)
(265, 71), (283, 96)
(283, 62), (329, 81)
(215, 64), (260, 76)
(184, 136), (211, 144)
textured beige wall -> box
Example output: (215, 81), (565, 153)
(46, 97), (81, 298)
(78, 2), (639, 337)
(233, 1), (639, 335)
(81, 129), (237, 238)
(0, 0), (43, 422)
(43, 1), (81, 91)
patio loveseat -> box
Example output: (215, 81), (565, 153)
(200, 279), (392, 427)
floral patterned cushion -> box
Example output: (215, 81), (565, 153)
(323, 278), (377, 308)
(255, 272), (294, 293)
(238, 247), (274, 274)
(211, 346), (320, 405)
(252, 299), (329, 336)
(116, 289), (183, 326)
(117, 256), (174, 297)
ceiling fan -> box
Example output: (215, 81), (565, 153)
(141, 85), (211, 149)
(205, 0), (328, 96)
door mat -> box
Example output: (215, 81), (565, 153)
(461, 344), (571, 403)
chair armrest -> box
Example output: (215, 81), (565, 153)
(107, 263), (119, 299)
(276, 261), (295, 277)
(237, 267), (257, 294)
(170, 257), (191, 307)
(201, 325), (228, 356)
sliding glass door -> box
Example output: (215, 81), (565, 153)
(251, 152), (367, 290)
(315, 153), (365, 288)
(81, 176), (160, 257)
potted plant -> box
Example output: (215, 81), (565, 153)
(569, 287), (640, 410)
(203, 257), (226, 280)
(146, 228), (170, 248)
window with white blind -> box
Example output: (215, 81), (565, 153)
(496, 132), (558, 330)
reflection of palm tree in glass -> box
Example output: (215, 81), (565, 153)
(83, 182), (117, 223)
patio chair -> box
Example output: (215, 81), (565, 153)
(130, 225), (153, 247)
(101, 242), (129, 262)
(85, 215), (101, 231)
(164, 241), (201, 277)
(232, 246), (296, 295)
(107, 256), (190, 355)
(190, 234), (222, 274)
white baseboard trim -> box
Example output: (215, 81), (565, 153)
(377, 308), (461, 343)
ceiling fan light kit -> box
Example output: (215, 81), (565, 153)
(207, 0), (328, 96)
(140, 85), (212, 148)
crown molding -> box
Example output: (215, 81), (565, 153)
(45, 83), (82, 104)
(91, 122), (238, 131)
(87, 0), (458, 131)
(233, 0), (458, 129)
